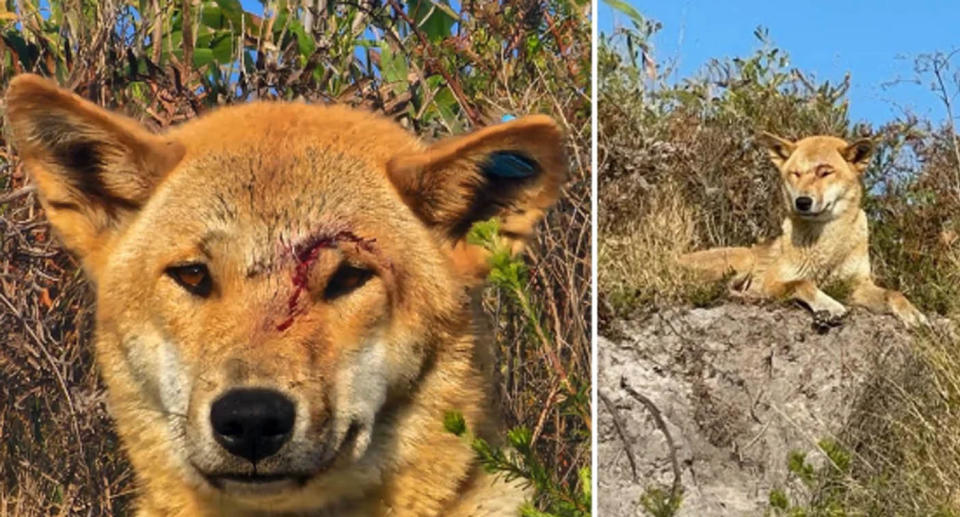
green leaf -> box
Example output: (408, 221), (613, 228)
(379, 45), (408, 85)
(209, 31), (235, 64)
(443, 410), (467, 436)
(578, 466), (591, 501)
(466, 218), (500, 249)
(199, 5), (230, 30)
(603, 0), (646, 27)
(431, 86), (459, 127)
(191, 48), (215, 67)
(409, 0), (455, 42)
(507, 426), (532, 454)
(128, 81), (149, 103)
(287, 21), (316, 58)
(212, 0), (244, 25)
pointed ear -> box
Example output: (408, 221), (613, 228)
(387, 115), (567, 282)
(5, 74), (184, 272)
(842, 138), (874, 173)
(758, 131), (796, 168)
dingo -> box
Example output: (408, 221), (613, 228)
(680, 132), (926, 329)
(6, 74), (567, 516)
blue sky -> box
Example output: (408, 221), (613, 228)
(599, 1), (959, 127)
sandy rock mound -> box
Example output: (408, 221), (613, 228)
(598, 303), (912, 516)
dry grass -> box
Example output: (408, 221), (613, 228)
(772, 325), (960, 515)
(598, 181), (722, 318)
(845, 327), (960, 512)
(0, 177), (132, 514)
(0, 1), (591, 514)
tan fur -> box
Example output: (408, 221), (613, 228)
(5, 74), (567, 516)
(680, 132), (926, 327)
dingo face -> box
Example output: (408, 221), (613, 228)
(761, 133), (873, 222)
(5, 74), (565, 513)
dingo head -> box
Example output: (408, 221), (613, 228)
(760, 132), (873, 222)
(6, 74), (565, 508)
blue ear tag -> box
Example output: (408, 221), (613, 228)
(500, 114), (517, 122)
(482, 151), (538, 179)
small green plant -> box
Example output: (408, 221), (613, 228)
(817, 438), (851, 474)
(444, 411), (591, 517)
(640, 486), (683, 517)
(787, 450), (816, 487)
(767, 439), (853, 516)
(768, 489), (790, 512)
(440, 218), (591, 516)
(468, 218), (591, 428)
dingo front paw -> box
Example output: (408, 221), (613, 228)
(889, 293), (929, 328)
(897, 305), (929, 328)
(812, 310), (845, 334)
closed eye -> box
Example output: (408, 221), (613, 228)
(324, 263), (374, 300)
(166, 263), (213, 297)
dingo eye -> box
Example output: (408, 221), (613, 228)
(324, 263), (373, 300)
(166, 263), (213, 297)
(819, 169), (833, 177)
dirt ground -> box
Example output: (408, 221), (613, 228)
(597, 303), (914, 516)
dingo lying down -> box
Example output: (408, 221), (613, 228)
(680, 132), (926, 329)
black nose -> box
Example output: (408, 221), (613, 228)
(795, 196), (813, 212)
(210, 388), (295, 463)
